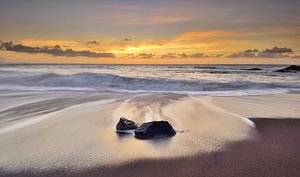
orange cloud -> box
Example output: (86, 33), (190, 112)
(19, 39), (79, 48)
(173, 28), (300, 42)
(123, 16), (193, 25)
(174, 31), (235, 41)
(90, 11), (194, 25)
(8, 27), (298, 61)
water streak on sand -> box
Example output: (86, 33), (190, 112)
(0, 91), (258, 172)
(192, 96), (255, 127)
(0, 99), (116, 135)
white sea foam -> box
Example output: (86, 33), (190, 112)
(0, 64), (299, 96)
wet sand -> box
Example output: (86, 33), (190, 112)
(0, 90), (299, 176)
(212, 93), (300, 118)
(2, 118), (299, 177)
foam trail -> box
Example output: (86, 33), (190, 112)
(191, 96), (255, 127)
(0, 99), (116, 134)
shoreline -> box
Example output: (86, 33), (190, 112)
(1, 118), (299, 177)
(0, 90), (299, 176)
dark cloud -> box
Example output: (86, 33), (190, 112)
(159, 52), (222, 59)
(226, 53), (240, 58)
(244, 49), (258, 53)
(178, 53), (189, 58)
(138, 53), (155, 59)
(190, 53), (205, 58)
(86, 41), (99, 45)
(227, 47), (294, 58)
(0, 41), (115, 58)
(262, 46), (293, 54)
(212, 54), (224, 57)
(161, 53), (177, 59)
(123, 38), (133, 42)
(189, 53), (223, 58)
(258, 46), (293, 58)
(227, 49), (258, 58)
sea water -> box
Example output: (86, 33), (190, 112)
(0, 64), (299, 96)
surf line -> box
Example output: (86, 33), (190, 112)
(0, 98), (116, 135)
(189, 96), (255, 127)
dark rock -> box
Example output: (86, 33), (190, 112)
(276, 65), (300, 72)
(243, 68), (262, 71)
(194, 66), (216, 69)
(116, 117), (137, 133)
(208, 71), (229, 74)
(134, 121), (176, 139)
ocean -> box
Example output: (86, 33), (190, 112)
(0, 64), (299, 96)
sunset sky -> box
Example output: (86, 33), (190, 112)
(0, 0), (300, 64)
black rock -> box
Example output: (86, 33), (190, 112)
(194, 66), (216, 69)
(243, 68), (261, 71)
(134, 121), (176, 139)
(116, 117), (137, 133)
(276, 65), (300, 72)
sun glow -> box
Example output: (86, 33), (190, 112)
(110, 44), (164, 54)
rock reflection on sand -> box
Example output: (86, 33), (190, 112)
(0, 91), (256, 171)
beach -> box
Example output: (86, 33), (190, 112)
(1, 0), (300, 175)
(0, 90), (299, 177)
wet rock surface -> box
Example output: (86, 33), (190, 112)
(134, 121), (176, 139)
(116, 117), (138, 133)
(276, 65), (300, 72)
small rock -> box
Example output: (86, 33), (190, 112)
(116, 117), (137, 133)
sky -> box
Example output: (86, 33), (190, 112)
(0, 0), (300, 64)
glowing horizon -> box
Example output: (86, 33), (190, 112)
(0, 0), (300, 64)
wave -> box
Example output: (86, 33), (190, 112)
(0, 71), (299, 95)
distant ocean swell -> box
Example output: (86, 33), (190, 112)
(0, 71), (299, 95)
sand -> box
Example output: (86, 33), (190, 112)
(212, 93), (300, 118)
(0, 90), (299, 176)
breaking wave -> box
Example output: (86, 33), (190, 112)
(0, 70), (299, 95)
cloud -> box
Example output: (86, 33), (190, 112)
(19, 38), (78, 48)
(262, 46), (293, 53)
(173, 28), (300, 43)
(178, 53), (189, 58)
(244, 49), (259, 53)
(212, 54), (224, 57)
(0, 41), (115, 58)
(227, 49), (258, 58)
(138, 53), (155, 59)
(161, 53), (177, 59)
(133, 52), (211, 60)
(258, 47), (293, 58)
(174, 31), (235, 41)
(227, 47), (294, 58)
(111, 15), (193, 25)
(190, 53), (205, 58)
(86, 41), (99, 45)
(123, 38), (133, 42)
(159, 52), (222, 59)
